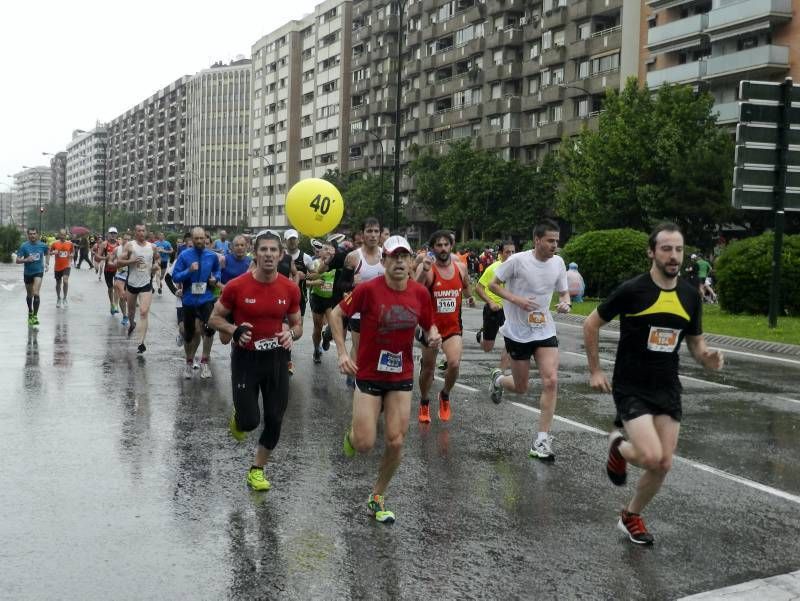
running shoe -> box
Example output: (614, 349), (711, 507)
(606, 431), (628, 486)
(27, 314), (35, 326)
(183, 363), (193, 380)
(529, 435), (555, 462)
(288, 361), (295, 376)
(343, 429), (356, 458)
(56, 298), (61, 308)
(121, 316), (129, 327)
(247, 467), (271, 491)
(229, 411), (246, 442)
(418, 402), (431, 424)
(438, 391), (451, 422)
(137, 343), (146, 354)
(367, 494), (395, 524)
(313, 349), (322, 364)
(475, 327), (483, 344)
(31, 315), (40, 327)
(437, 359), (448, 371)
(200, 363), (212, 379)
(321, 326), (332, 351)
(193, 360), (200, 370)
(176, 334), (183, 347)
(618, 510), (654, 545)
(158, 287), (163, 295)
(110, 305), (118, 315)
(127, 321), (136, 337)
(62, 299), (68, 307)
(489, 368), (504, 404)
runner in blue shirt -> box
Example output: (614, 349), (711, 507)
(173, 227), (222, 380)
(153, 232), (173, 295)
(213, 230), (231, 255)
(220, 234), (252, 286)
(16, 228), (50, 327)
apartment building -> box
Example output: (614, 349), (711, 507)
(12, 167), (51, 229)
(49, 151), (67, 206)
(250, 0), (353, 228)
(185, 59), (251, 228)
(644, 0), (800, 124)
(0, 192), (12, 226)
(348, 0), (639, 223)
(106, 77), (191, 226)
(66, 125), (107, 207)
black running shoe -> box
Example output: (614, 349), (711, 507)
(321, 326), (332, 351)
(313, 349), (322, 364)
(475, 328), (483, 344)
(127, 322), (136, 337)
(137, 343), (146, 354)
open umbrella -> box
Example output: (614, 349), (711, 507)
(70, 226), (90, 237)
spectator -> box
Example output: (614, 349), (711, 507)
(566, 262), (585, 303)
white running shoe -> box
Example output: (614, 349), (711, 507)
(529, 435), (555, 462)
(183, 363), (193, 379)
(62, 298), (68, 307)
(55, 299), (61, 308)
(200, 363), (212, 379)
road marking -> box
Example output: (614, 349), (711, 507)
(776, 396), (800, 405)
(717, 347), (800, 366)
(510, 401), (800, 506)
(677, 569), (800, 600)
(434, 376), (478, 393)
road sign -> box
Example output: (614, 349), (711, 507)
(734, 145), (800, 166)
(739, 102), (800, 125)
(732, 188), (800, 211)
(733, 167), (800, 188)
(735, 123), (800, 146)
(740, 81), (800, 103)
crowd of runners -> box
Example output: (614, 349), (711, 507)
(14, 218), (723, 544)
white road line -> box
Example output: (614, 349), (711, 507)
(434, 376), (478, 393)
(718, 347), (800, 366)
(776, 396), (800, 405)
(676, 374), (735, 389)
(510, 401), (800, 506)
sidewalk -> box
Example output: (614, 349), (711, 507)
(553, 312), (800, 357)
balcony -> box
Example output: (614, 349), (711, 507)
(537, 121), (564, 141)
(521, 94), (543, 112)
(586, 70), (619, 94)
(541, 45), (567, 67)
(403, 59), (422, 77)
(568, 0), (590, 20)
(646, 0), (697, 10)
(706, 0), (791, 37)
(646, 60), (705, 88)
(351, 103), (370, 119)
(713, 101), (740, 125)
(567, 38), (589, 59)
(482, 130), (521, 149)
(522, 60), (540, 77)
(402, 88), (421, 104)
(406, 29), (423, 47)
(591, 0), (623, 14)
(486, 27), (524, 49)
(542, 7), (568, 29)
(487, 0), (525, 15)
(353, 52), (370, 69)
(488, 62), (523, 81)
(540, 84), (565, 104)
(348, 157), (368, 171)
(401, 118), (420, 136)
(705, 44), (789, 80)
(647, 14), (707, 54)
(354, 25), (372, 42)
(588, 26), (622, 55)
(485, 96), (522, 114)
(354, 0), (372, 19)
(377, 97), (397, 113)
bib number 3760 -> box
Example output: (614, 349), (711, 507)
(310, 194), (331, 215)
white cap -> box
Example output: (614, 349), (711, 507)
(382, 235), (412, 256)
(108, 227), (118, 234)
(327, 232), (346, 244)
(691, 254), (698, 260)
(284, 228), (299, 240)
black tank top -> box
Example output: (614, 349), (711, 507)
(277, 254), (293, 277)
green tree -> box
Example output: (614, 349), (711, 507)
(558, 78), (736, 249)
(0, 224), (21, 262)
(324, 168), (400, 231)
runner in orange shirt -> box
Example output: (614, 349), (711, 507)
(49, 229), (74, 308)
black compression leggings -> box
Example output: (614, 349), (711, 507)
(230, 347), (290, 450)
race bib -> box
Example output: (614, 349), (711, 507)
(58, 251), (69, 258)
(191, 282), (207, 294)
(377, 350), (403, 373)
(137, 261), (148, 271)
(254, 337), (279, 351)
(436, 297), (457, 313)
(31, 253), (40, 261)
(321, 281), (333, 293)
(528, 312), (546, 328)
(647, 327), (681, 352)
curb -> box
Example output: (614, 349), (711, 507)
(552, 312), (800, 357)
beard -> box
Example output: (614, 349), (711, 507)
(654, 256), (681, 279)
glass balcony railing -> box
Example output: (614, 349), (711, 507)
(705, 44), (789, 78)
(646, 60), (705, 88)
(647, 14), (707, 48)
(707, 0), (791, 32)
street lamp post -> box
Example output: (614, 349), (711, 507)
(363, 129), (385, 217)
(393, 0), (408, 231)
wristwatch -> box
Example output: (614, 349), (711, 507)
(290, 329), (299, 341)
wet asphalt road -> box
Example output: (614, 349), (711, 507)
(0, 264), (798, 600)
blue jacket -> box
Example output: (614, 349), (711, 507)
(172, 247), (221, 306)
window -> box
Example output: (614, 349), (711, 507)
(528, 76), (540, 94)
(577, 97), (590, 118)
(578, 59), (589, 79)
(491, 83), (502, 99)
(591, 52), (619, 75)
(550, 104), (562, 123)
(493, 49), (504, 65)
(542, 30), (552, 50)
(553, 29), (565, 47)
(541, 67), (551, 87)
(319, 81), (338, 94)
(530, 42), (540, 60)
(552, 66), (564, 85)
(578, 22), (591, 40)
(488, 115), (502, 130)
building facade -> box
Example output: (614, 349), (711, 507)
(12, 167), (51, 230)
(106, 77), (191, 227)
(49, 151), (67, 206)
(185, 59), (251, 228)
(250, 0), (353, 228)
(0, 191), (12, 226)
(644, 0), (800, 124)
(347, 0), (638, 232)
(66, 125), (107, 207)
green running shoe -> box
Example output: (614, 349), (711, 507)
(31, 315), (40, 327)
(343, 429), (355, 458)
(27, 314), (34, 326)
(247, 467), (271, 491)
(229, 411), (246, 442)
(367, 494), (395, 523)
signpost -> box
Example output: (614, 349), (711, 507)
(734, 78), (800, 328)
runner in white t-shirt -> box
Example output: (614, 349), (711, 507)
(487, 219), (571, 462)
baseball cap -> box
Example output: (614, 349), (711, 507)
(284, 228), (299, 240)
(108, 227), (118, 234)
(327, 232), (346, 245)
(382, 235), (412, 256)
(310, 238), (324, 251)
(691, 253), (698, 260)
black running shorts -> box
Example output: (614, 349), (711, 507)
(613, 391), (682, 427)
(482, 304), (505, 342)
(356, 379), (414, 397)
(126, 282), (153, 294)
(55, 268), (71, 280)
(503, 335), (558, 361)
(23, 272), (43, 285)
(310, 294), (334, 315)
(183, 301), (216, 340)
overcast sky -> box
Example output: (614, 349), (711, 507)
(0, 0), (321, 187)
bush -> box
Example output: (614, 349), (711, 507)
(715, 232), (800, 315)
(0, 225), (21, 263)
(561, 229), (651, 297)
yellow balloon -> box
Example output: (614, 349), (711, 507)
(285, 178), (344, 238)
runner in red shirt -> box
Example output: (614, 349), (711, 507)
(95, 227), (121, 315)
(49, 229), (74, 307)
(209, 231), (302, 492)
(330, 235), (441, 524)
(414, 230), (473, 424)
